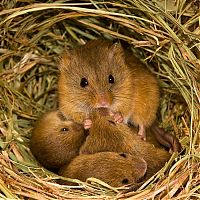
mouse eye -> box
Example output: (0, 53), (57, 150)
(108, 74), (114, 84)
(61, 127), (69, 132)
(122, 178), (129, 185)
(119, 153), (127, 158)
(80, 78), (89, 88)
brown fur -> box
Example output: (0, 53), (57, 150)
(59, 152), (147, 187)
(58, 39), (159, 137)
(80, 109), (171, 178)
(30, 111), (86, 170)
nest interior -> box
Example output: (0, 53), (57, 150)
(0, 0), (199, 199)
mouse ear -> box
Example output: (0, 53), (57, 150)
(58, 50), (71, 72)
(136, 158), (147, 179)
(108, 42), (125, 62)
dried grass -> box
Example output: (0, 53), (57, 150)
(0, 0), (199, 199)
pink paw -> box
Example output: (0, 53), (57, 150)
(84, 119), (92, 130)
(110, 111), (123, 124)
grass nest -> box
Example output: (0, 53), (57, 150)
(0, 0), (199, 199)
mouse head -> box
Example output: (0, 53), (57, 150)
(89, 152), (147, 187)
(111, 153), (147, 187)
(38, 111), (84, 136)
(30, 111), (86, 169)
(58, 40), (133, 116)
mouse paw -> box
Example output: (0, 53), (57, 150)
(110, 111), (123, 123)
(84, 119), (92, 130)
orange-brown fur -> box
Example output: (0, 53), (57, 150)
(59, 152), (147, 187)
(58, 39), (159, 138)
(30, 111), (86, 170)
(80, 109), (171, 178)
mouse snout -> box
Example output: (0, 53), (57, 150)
(95, 93), (112, 108)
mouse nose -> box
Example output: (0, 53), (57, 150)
(96, 97), (109, 108)
(98, 100), (108, 107)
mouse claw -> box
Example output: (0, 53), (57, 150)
(84, 119), (92, 130)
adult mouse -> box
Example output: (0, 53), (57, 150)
(58, 39), (159, 140)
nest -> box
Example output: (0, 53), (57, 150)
(0, 0), (199, 199)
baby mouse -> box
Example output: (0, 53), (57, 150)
(79, 108), (171, 179)
(59, 152), (147, 188)
(30, 110), (86, 171)
(58, 39), (159, 139)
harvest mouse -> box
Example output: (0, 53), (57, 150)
(79, 108), (171, 178)
(58, 39), (159, 140)
(30, 110), (86, 170)
(59, 152), (147, 188)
